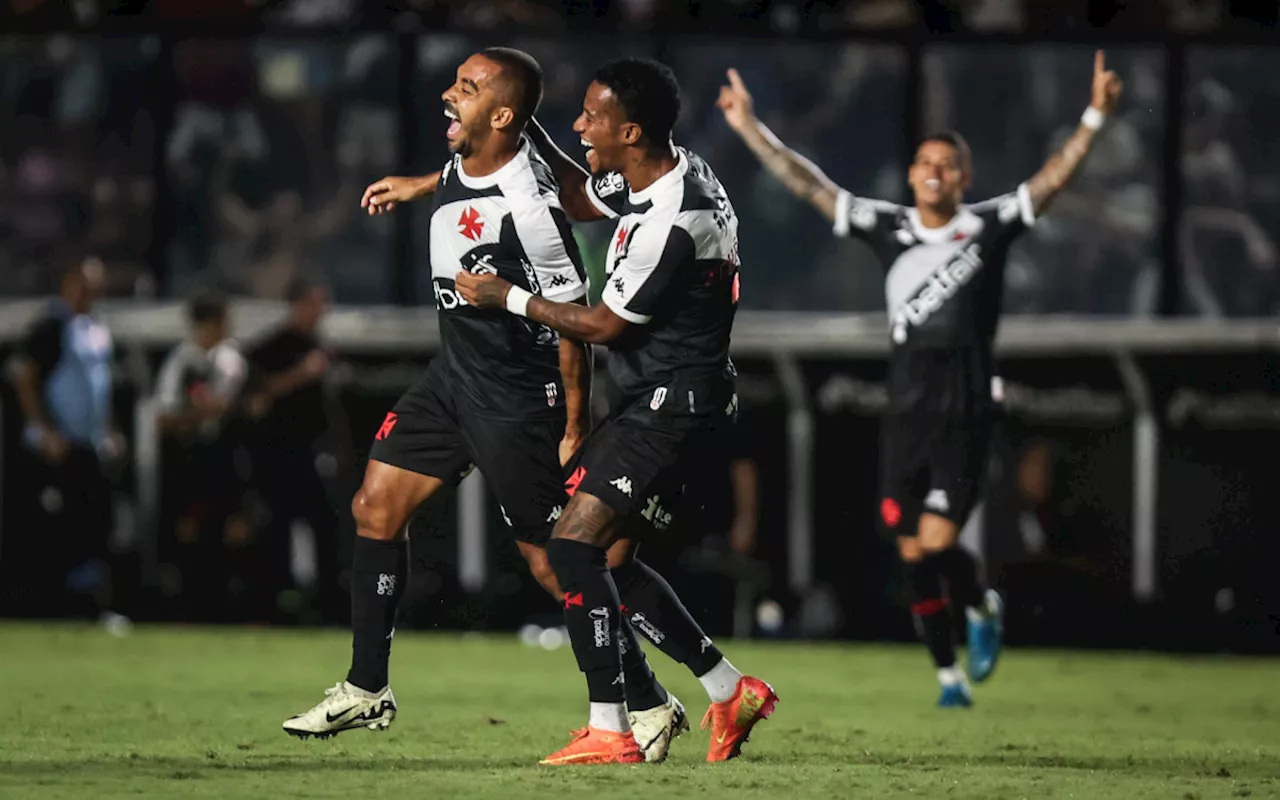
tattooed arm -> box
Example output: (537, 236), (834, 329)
(717, 69), (841, 223)
(1025, 50), (1125, 215)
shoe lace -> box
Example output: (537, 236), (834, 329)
(323, 683), (347, 701)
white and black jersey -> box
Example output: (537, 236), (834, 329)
(427, 139), (587, 421)
(584, 148), (741, 406)
(155, 339), (247, 441)
(833, 186), (1036, 415)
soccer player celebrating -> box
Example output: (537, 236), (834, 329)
(716, 52), (1123, 706)
(457, 57), (778, 765)
(281, 48), (681, 750)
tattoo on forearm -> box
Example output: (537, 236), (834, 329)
(529, 296), (596, 340)
(1028, 124), (1096, 212)
(741, 121), (837, 216)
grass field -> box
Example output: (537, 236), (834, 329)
(1, 623), (1278, 800)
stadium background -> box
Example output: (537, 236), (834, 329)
(1, 0), (1278, 657)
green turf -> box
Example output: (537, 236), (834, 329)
(1, 623), (1278, 799)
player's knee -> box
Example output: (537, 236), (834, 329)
(351, 482), (405, 542)
(898, 535), (924, 563)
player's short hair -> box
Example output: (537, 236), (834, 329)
(594, 58), (681, 152)
(285, 275), (324, 303)
(918, 131), (973, 174)
(479, 47), (544, 125)
(188, 291), (228, 325)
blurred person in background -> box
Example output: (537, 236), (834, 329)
(244, 277), (343, 622)
(5, 257), (127, 623)
(155, 293), (252, 621)
(718, 51), (1122, 707)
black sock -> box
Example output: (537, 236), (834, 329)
(619, 618), (667, 712)
(930, 547), (985, 610)
(346, 536), (408, 692)
(612, 559), (724, 678)
(908, 556), (956, 669)
(546, 538), (625, 704)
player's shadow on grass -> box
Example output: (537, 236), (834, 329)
(0, 751), (1253, 777)
(0, 754), (535, 776)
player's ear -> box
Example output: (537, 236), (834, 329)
(491, 105), (516, 132)
(620, 122), (643, 147)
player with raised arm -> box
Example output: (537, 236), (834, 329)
(456, 57), (778, 765)
(717, 52), (1123, 707)
(281, 48), (681, 751)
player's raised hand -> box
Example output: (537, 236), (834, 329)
(1091, 50), (1123, 116)
(361, 175), (435, 215)
(717, 68), (756, 132)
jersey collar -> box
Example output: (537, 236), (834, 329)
(627, 148), (688, 206)
(454, 139), (530, 190)
(905, 205), (981, 244)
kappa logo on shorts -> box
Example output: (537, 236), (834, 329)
(924, 489), (950, 513)
(880, 497), (903, 528)
(546, 504), (563, 523)
(499, 504), (513, 527)
(564, 466), (586, 497)
(610, 476), (634, 497)
(375, 412), (398, 441)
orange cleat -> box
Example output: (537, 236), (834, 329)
(700, 676), (779, 762)
(539, 726), (646, 766)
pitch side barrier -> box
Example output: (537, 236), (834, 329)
(2, 300), (1277, 607)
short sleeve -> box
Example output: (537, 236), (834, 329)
(20, 316), (64, 381)
(968, 183), (1037, 240)
(585, 171), (628, 219)
(507, 201), (587, 303)
(833, 189), (904, 241)
(600, 221), (691, 325)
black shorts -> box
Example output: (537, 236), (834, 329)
(369, 361), (566, 544)
(877, 409), (993, 540)
(566, 381), (737, 534)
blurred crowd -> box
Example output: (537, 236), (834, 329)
(1, 5), (1278, 314)
(1, 264), (352, 623)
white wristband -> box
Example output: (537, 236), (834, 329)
(505, 285), (533, 317)
(1081, 106), (1106, 131)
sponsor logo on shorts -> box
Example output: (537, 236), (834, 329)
(375, 412), (398, 441)
(641, 495), (672, 530)
(589, 606), (611, 648)
(499, 504), (512, 527)
(545, 381), (558, 407)
(610, 476), (634, 497)
(924, 489), (950, 513)
(650, 387), (667, 410)
(376, 573), (398, 596)
(880, 497), (903, 528)
(546, 504), (563, 523)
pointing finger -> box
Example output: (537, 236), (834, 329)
(1095, 49), (1105, 75)
(727, 68), (746, 93)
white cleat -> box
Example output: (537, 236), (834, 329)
(283, 681), (397, 739)
(628, 693), (689, 763)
